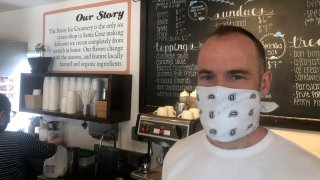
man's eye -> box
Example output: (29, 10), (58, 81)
(199, 74), (211, 80)
(231, 75), (244, 80)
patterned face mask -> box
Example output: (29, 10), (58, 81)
(196, 86), (278, 142)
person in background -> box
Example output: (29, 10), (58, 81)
(0, 93), (57, 180)
(162, 26), (320, 180)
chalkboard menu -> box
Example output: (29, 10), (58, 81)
(139, 0), (320, 131)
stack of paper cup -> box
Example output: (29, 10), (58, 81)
(66, 91), (77, 114)
(48, 77), (60, 111)
(69, 77), (76, 91)
(42, 77), (50, 110)
(60, 77), (69, 109)
(83, 77), (91, 91)
(61, 77), (69, 98)
(60, 97), (67, 113)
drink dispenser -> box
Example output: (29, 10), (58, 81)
(131, 113), (202, 180)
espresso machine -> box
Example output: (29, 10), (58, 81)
(131, 113), (202, 180)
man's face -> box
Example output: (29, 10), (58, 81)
(197, 33), (271, 95)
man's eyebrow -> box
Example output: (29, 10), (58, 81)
(228, 69), (250, 75)
(198, 69), (212, 74)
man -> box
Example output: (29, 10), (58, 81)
(0, 94), (57, 179)
(162, 26), (320, 180)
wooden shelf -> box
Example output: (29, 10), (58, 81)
(19, 73), (132, 123)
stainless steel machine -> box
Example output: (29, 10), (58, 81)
(131, 113), (202, 180)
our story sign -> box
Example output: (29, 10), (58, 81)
(44, 0), (131, 74)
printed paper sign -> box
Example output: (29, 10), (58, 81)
(44, 0), (131, 74)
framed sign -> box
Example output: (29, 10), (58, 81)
(44, 0), (131, 74)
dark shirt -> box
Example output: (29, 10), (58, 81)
(0, 131), (57, 180)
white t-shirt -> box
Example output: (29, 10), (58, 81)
(162, 129), (320, 180)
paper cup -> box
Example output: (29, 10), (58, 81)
(178, 110), (194, 120)
(153, 107), (168, 117)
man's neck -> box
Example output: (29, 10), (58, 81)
(206, 126), (268, 149)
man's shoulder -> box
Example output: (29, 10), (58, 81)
(164, 130), (205, 164)
(169, 130), (204, 152)
(270, 131), (312, 152)
(268, 132), (320, 178)
(268, 131), (320, 162)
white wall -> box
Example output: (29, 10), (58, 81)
(0, 0), (319, 156)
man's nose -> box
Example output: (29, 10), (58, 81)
(211, 76), (228, 87)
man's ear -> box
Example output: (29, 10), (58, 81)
(260, 70), (272, 95)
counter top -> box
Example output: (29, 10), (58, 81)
(131, 167), (162, 180)
(37, 164), (95, 180)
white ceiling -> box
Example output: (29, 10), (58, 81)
(0, 0), (67, 13)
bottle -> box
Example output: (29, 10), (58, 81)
(43, 145), (68, 178)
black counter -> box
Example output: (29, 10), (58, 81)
(28, 146), (145, 180)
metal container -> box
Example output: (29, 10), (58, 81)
(174, 102), (188, 117)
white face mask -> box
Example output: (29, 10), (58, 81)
(196, 86), (278, 142)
